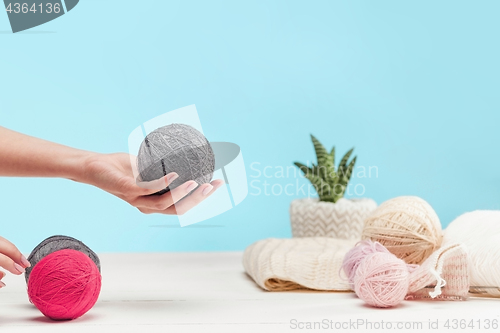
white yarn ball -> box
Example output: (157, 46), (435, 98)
(443, 210), (500, 297)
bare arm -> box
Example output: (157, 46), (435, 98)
(0, 126), (223, 214)
(0, 127), (223, 285)
(0, 126), (89, 179)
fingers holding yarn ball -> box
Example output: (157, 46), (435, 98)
(132, 178), (224, 215)
(0, 252), (27, 276)
(0, 235), (30, 275)
(132, 180), (199, 210)
(135, 171), (179, 193)
(162, 179), (225, 215)
(362, 196), (442, 265)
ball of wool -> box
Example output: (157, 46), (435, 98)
(443, 210), (500, 297)
(25, 235), (100, 284)
(137, 123), (215, 194)
(341, 240), (390, 286)
(28, 249), (102, 320)
(362, 196), (442, 265)
(354, 252), (410, 308)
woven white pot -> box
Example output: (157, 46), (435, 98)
(289, 198), (377, 239)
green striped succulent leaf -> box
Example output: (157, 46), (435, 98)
(293, 135), (357, 203)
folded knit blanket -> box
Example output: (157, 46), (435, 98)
(243, 237), (356, 291)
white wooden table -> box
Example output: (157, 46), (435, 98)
(1, 252), (499, 333)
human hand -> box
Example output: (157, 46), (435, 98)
(79, 153), (224, 215)
(0, 236), (31, 288)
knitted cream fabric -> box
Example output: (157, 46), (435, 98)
(243, 237), (356, 291)
(290, 198), (377, 239)
(407, 242), (469, 300)
(243, 237), (470, 298)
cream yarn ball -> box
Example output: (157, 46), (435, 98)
(443, 210), (500, 297)
(362, 196), (442, 265)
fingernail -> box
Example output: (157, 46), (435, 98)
(0, 281), (5, 288)
(14, 263), (25, 274)
(21, 255), (31, 268)
(214, 180), (225, 188)
(186, 181), (198, 192)
(166, 173), (178, 183)
(202, 185), (214, 196)
(0, 271), (5, 279)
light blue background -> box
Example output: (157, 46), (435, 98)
(1, 1), (499, 253)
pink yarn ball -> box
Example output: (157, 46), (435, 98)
(353, 252), (409, 308)
(28, 249), (101, 320)
(342, 240), (390, 286)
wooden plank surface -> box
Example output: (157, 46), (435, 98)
(0, 252), (498, 332)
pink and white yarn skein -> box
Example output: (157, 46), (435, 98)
(342, 240), (417, 308)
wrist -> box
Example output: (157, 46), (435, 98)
(66, 150), (100, 184)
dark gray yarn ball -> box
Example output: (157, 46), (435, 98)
(25, 235), (101, 283)
(137, 123), (215, 195)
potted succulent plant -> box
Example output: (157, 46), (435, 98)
(290, 135), (377, 239)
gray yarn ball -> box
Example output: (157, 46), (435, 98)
(25, 235), (101, 283)
(137, 124), (215, 195)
